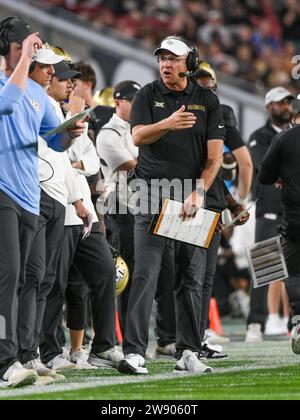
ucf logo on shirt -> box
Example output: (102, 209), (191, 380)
(30, 99), (41, 113)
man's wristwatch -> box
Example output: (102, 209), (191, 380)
(195, 185), (205, 197)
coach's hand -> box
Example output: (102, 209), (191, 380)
(181, 191), (203, 221)
(165, 106), (197, 131)
(66, 117), (89, 139)
(22, 33), (43, 60)
(231, 204), (250, 226)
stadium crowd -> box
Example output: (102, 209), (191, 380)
(36, 0), (300, 94)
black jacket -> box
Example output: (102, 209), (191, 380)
(259, 125), (300, 243)
(248, 120), (283, 217)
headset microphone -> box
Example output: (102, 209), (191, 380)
(178, 71), (197, 78)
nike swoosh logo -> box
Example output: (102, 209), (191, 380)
(218, 125), (225, 129)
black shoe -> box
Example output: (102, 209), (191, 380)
(201, 344), (228, 360)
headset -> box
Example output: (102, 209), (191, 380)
(0, 16), (36, 73)
(158, 35), (200, 73)
(0, 17), (32, 57)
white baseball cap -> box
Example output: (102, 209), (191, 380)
(33, 48), (64, 65)
(265, 87), (295, 106)
(154, 38), (191, 57)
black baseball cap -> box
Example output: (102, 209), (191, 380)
(4, 17), (33, 44)
(53, 60), (81, 80)
(113, 80), (141, 101)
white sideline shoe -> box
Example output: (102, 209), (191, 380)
(118, 354), (148, 375)
(265, 315), (288, 336)
(245, 324), (263, 343)
(46, 354), (76, 371)
(205, 329), (230, 346)
(292, 323), (300, 355)
(88, 347), (124, 369)
(34, 376), (55, 386)
(70, 348), (97, 370)
(1, 362), (37, 388)
(24, 358), (65, 381)
(155, 343), (176, 359)
(174, 350), (213, 375)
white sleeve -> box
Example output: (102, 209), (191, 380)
(62, 152), (83, 204)
(96, 129), (134, 173)
(68, 126), (100, 177)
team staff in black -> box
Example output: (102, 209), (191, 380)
(118, 36), (225, 375)
(259, 123), (300, 355)
(194, 65), (252, 355)
(154, 64), (252, 360)
(194, 61), (253, 207)
(245, 87), (294, 343)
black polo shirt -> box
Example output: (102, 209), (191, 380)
(131, 79), (225, 183)
(249, 120), (283, 217)
(207, 104), (245, 211)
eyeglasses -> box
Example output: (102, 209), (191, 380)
(157, 56), (187, 64)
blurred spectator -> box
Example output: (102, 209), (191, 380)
(34, 0), (300, 94)
(198, 10), (232, 49)
(281, 0), (300, 43)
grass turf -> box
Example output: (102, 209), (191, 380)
(5, 366), (300, 400)
(1, 340), (300, 400)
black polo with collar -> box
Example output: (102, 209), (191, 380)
(131, 79), (225, 183)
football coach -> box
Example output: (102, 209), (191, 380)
(118, 36), (225, 376)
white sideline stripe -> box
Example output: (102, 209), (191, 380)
(1, 341), (299, 398)
(0, 361), (298, 399)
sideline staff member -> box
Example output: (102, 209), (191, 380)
(259, 124), (300, 355)
(118, 36), (225, 375)
(246, 87), (294, 343)
(0, 17), (86, 387)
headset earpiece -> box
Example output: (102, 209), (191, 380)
(0, 17), (32, 57)
(163, 35), (200, 73)
(0, 17), (15, 56)
(184, 40), (200, 73)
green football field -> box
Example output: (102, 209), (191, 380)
(1, 337), (300, 400)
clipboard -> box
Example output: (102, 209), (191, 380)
(43, 107), (96, 138)
(246, 236), (288, 288)
(149, 198), (221, 250)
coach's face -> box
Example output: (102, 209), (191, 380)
(158, 50), (188, 86)
(30, 63), (55, 89)
(48, 76), (73, 102)
(115, 99), (132, 123)
(267, 98), (293, 125)
(5, 42), (22, 71)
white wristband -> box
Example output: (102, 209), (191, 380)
(236, 194), (248, 206)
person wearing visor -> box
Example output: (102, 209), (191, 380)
(0, 17), (86, 388)
(118, 36), (225, 375)
(38, 59), (123, 372)
(16, 48), (93, 381)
